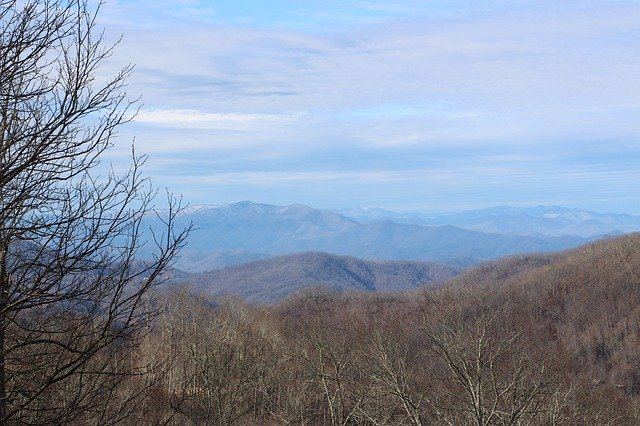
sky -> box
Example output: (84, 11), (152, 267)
(97, 0), (640, 214)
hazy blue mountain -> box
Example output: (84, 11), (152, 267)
(336, 205), (640, 237)
(170, 252), (461, 303)
(175, 249), (272, 273)
(334, 206), (412, 222)
(147, 201), (594, 270)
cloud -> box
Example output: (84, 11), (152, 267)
(94, 0), (640, 213)
(134, 108), (300, 128)
(108, 3), (640, 129)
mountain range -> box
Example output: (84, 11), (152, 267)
(336, 205), (640, 237)
(144, 201), (602, 272)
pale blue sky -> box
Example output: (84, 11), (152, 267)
(98, 0), (640, 213)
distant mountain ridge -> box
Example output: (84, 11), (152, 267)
(336, 205), (640, 237)
(144, 201), (599, 272)
(170, 252), (461, 303)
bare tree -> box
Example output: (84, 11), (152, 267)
(359, 331), (430, 425)
(157, 292), (281, 425)
(297, 326), (366, 425)
(0, 1), (188, 423)
(422, 302), (551, 425)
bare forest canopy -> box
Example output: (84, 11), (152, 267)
(142, 232), (640, 424)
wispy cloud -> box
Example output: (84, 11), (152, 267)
(97, 0), (640, 213)
(135, 108), (301, 129)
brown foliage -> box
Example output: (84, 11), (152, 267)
(7, 232), (640, 423)
(133, 234), (640, 424)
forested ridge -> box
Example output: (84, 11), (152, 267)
(172, 251), (460, 303)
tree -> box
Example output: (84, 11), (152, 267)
(359, 331), (430, 425)
(0, 1), (188, 423)
(422, 302), (551, 425)
(159, 293), (280, 424)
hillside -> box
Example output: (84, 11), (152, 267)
(433, 232), (640, 395)
(172, 252), (460, 303)
(152, 233), (640, 424)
